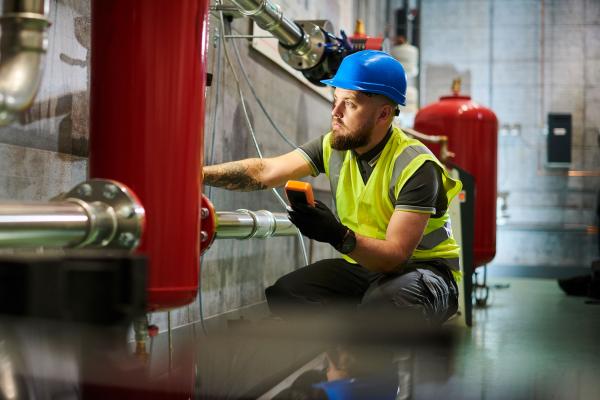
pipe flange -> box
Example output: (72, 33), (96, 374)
(200, 194), (217, 255)
(278, 20), (329, 71)
(252, 210), (276, 238)
(61, 179), (145, 250)
(235, 209), (258, 239)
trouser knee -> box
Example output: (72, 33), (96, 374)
(265, 274), (303, 315)
(359, 267), (457, 324)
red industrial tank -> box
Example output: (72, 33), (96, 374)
(414, 83), (498, 268)
(90, 0), (209, 310)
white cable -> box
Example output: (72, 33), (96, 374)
(219, 11), (309, 266)
(227, 31), (309, 264)
(206, 19), (224, 201)
(230, 36), (298, 149)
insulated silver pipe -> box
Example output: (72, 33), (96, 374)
(0, 180), (144, 249)
(229, 0), (303, 47)
(216, 209), (297, 239)
(0, 0), (50, 125)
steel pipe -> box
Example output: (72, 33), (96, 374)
(216, 209), (297, 239)
(228, 0), (331, 72)
(0, 203), (88, 247)
(0, 0), (50, 125)
(229, 0), (302, 47)
(0, 180), (144, 249)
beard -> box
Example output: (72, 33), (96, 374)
(330, 118), (375, 151)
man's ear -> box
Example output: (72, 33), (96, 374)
(377, 104), (394, 123)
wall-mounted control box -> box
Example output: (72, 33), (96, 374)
(547, 113), (572, 167)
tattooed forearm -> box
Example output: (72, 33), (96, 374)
(203, 159), (268, 191)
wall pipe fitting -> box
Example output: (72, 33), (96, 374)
(0, 0), (51, 125)
(403, 127), (454, 164)
(0, 179), (144, 249)
(228, 0), (329, 72)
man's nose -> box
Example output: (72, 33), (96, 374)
(331, 103), (343, 118)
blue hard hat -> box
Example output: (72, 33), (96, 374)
(321, 50), (407, 106)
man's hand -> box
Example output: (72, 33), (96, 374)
(288, 200), (348, 248)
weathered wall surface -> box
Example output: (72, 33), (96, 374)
(0, 1), (337, 334)
(0, 0), (89, 202)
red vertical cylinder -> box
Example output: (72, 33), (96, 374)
(414, 93), (498, 268)
(90, 0), (208, 310)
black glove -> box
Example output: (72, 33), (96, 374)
(288, 199), (348, 248)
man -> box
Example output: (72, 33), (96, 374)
(204, 50), (461, 323)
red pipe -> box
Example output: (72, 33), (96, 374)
(90, 0), (208, 310)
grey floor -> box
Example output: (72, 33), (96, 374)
(258, 277), (600, 400)
(418, 277), (600, 400)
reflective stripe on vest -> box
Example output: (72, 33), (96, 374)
(417, 221), (453, 250)
(386, 145), (455, 253)
(387, 144), (434, 204)
(436, 257), (460, 271)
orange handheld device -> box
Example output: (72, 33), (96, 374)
(285, 180), (315, 207)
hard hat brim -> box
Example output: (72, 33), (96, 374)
(320, 78), (406, 106)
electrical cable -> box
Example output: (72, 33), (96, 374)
(218, 10), (309, 265)
(230, 36), (298, 149)
(227, 34), (309, 264)
(230, 39), (311, 264)
(206, 16), (224, 201)
(197, 258), (209, 335)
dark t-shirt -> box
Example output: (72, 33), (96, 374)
(297, 132), (447, 218)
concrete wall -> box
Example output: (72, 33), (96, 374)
(0, 0), (339, 334)
(0, 0), (89, 203)
(420, 0), (600, 273)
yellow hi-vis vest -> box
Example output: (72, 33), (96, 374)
(322, 127), (463, 274)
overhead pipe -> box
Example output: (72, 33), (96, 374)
(0, 179), (144, 249)
(0, 0), (50, 125)
(229, 0), (334, 74)
(228, 0), (303, 47)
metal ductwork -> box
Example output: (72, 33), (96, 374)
(0, 0), (50, 125)
(0, 179), (144, 249)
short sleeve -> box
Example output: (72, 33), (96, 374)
(296, 135), (326, 176)
(394, 161), (446, 218)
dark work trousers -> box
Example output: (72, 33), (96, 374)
(265, 258), (459, 324)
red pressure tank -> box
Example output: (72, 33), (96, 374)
(90, 0), (209, 310)
(414, 82), (498, 268)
